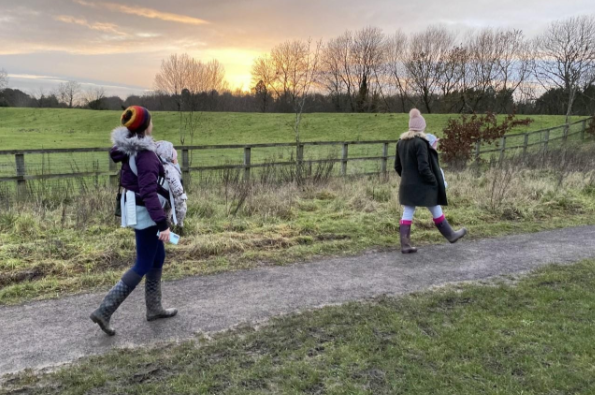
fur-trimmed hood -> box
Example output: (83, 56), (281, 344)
(400, 130), (429, 141)
(111, 127), (156, 157)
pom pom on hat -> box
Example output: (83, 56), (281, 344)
(408, 108), (427, 132)
(121, 106), (152, 134)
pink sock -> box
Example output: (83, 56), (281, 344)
(433, 215), (445, 224)
(400, 220), (412, 226)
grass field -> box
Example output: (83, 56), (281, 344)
(1, 147), (595, 306)
(0, 108), (577, 150)
(0, 108), (587, 184)
(4, 259), (595, 394)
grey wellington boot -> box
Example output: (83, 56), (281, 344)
(145, 268), (178, 322)
(435, 219), (467, 244)
(90, 281), (134, 336)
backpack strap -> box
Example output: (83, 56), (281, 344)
(129, 154), (168, 188)
(129, 154), (138, 176)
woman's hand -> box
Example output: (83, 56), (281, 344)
(159, 228), (171, 242)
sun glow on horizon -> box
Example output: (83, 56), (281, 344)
(193, 48), (264, 93)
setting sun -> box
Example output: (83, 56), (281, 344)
(194, 48), (263, 92)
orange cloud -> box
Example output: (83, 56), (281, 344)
(74, 0), (209, 25)
(55, 15), (127, 36)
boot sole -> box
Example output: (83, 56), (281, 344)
(147, 310), (178, 322)
(90, 313), (116, 336)
(449, 229), (468, 244)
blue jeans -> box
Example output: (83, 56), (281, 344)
(131, 225), (165, 277)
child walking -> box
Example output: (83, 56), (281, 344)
(394, 109), (466, 254)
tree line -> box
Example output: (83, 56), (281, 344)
(1, 15), (594, 118)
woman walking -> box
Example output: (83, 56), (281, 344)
(395, 109), (467, 254)
(90, 106), (177, 336)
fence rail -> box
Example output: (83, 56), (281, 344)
(473, 117), (592, 162)
(0, 117), (592, 196)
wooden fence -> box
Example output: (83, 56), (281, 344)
(0, 117), (592, 197)
(473, 117), (593, 162)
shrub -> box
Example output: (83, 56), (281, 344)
(441, 112), (533, 168)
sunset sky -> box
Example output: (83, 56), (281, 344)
(1, 0), (594, 98)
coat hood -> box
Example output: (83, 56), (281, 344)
(111, 127), (156, 157)
(155, 140), (175, 162)
(400, 130), (429, 141)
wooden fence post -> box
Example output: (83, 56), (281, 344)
(499, 136), (506, 161)
(523, 133), (529, 156)
(474, 140), (481, 163)
(543, 130), (550, 152)
(341, 143), (349, 176)
(296, 144), (304, 163)
(109, 153), (118, 187)
(243, 146), (251, 182)
(15, 153), (27, 198)
(182, 148), (190, 186)
(381, 143), (389, 173)
(581, 119), (587, 141)
(563, 123), (569, 143)
(296, 144), (304, 178)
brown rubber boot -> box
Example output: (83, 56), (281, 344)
(435, 219), (467, 244)
(400, 224), (418, 254)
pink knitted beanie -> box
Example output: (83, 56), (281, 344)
(408, 108), (426, 132)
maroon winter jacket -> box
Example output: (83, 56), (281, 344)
(110, 127), (169, 231)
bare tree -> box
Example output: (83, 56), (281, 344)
(273, 40), (311, 107)
(36, 87), (46, 108)
(440, 45), (468, 112)
(385, 30), (410, 112)
(0, 69), (7, 91)
(464, 28), (532, 113)
(351, 27), (386, 112)
(155, 54), (228, 112)
(292, 39), (322, 183)
(319, 32), (358, 111)
(406, 26), (456, 113)
(84, 86), (106, 109)
(253, 80), (269, 112)
(186, 58), (228, 95)
(533, 15), (595, 124)
(58, 80), (82, 108)
(251, 55), (278, 98)
(321, 33), (350, 110)
(466, 28), (501, 111)
(292, 39), (323, 143)
(154, 54), (192, 111)
(495, 29), (531, 112)
(252, 40), (313, 111)
(206, 59), (228, 93)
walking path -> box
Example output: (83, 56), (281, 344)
(2, 226), (595, 376)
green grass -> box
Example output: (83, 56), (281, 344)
(4, 259), (595, 394)
(0, 108), (584, 182)
(0, 108), (576, 150)
(1, 163), (595, 306)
